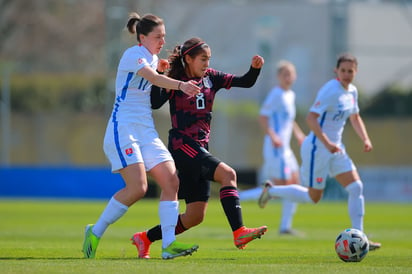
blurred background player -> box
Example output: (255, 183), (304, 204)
(258, 53), (381, 250)
(130, 37), (267, 259)
(82, 12), (200, 260)
(239, 60), (305, 236)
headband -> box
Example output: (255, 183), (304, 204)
(181, 42), (206, 56)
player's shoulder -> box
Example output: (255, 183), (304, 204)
(318, 79), (341, 96)
(323, 79), (340, 89)
(124, 45), (152, 59)
(267, 86), (282, 97)
(205, 67), (223, 78)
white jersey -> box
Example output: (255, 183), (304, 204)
(307, 79), (359, 145)
(103, 45), (173, 172)
(260, 86), (296, 149)
(300, 79), (358, 188)
(112, 45), (158, 127)
(260, 86), (298, 180)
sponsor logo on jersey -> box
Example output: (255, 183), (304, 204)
(125, 147), (134, 156)
(314, 101), (321, 108)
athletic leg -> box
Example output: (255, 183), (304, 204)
(83, 163), (147, 258)
(335, 170), (363, 231)
(214, 162), (267, 249)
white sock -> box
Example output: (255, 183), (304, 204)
(345, 181), (364, 231)
(268, 184), (313, 203)
(159, 200), (179, 248)
(92, 197), (128, 237)
(280, 199), (297, 231)
(238, 187), (263, 200)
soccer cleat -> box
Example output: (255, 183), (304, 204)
(131, 231), (152, 259)
(368, 240), (381, 251)
(82, 224), (100, 259)
(233, 225), (268, 249)
(258, 180), (273, 208)
(161, 241), (199, 260)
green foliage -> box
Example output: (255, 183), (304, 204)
(0, 199), (411, 273)
(362, 85), (412, 117)
(5, 73), (108, 113)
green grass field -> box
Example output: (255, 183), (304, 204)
(0, 198), (411, 273)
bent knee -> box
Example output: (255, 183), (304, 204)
(311, 196), (322, 204)
(216, 164), (237, 186)
(345, 180), (363, 196)
(308, 188), (323, 204)
(126, 185), (147, 202)
(184, 213), (205, 228)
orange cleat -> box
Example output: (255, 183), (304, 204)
(131, 231), (152, 259)
(233, 226), (267, 249)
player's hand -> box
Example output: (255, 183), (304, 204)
(179, 80), (200, 97)
(363, 139), (373, 152)
(251, 55), (264, 69)
(271, 136), (283, 148)
(326, 142), (341, 154)
(297, 134), (306, 146)
(157, 59), (170, 73)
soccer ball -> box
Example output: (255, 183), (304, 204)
(335, 228), (369, 262)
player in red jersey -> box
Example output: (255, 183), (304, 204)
(131, 37), (267, 258)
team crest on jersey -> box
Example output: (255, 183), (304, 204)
(316, 177), (323, 183)
(125, 147), (134, 157)
(202, 76), (212, 88)
(137, 58), (143, 64)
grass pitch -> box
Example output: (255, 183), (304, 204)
(0, 198), (411, 273)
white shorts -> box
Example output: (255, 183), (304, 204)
(103, 121), (173, 173)
(300, 137), (355, 190)
(262, 143), (299, 180)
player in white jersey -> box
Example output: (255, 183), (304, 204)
(82, 12), (201, 260)
(239, 61), (305, 235)
(258, 53), (381, 250)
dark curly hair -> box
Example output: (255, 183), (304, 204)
(167, 37), (209, 79)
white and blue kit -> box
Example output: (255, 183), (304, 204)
(103, 45), (173, 172)
(260, 86), (299, 180)
(300, 79), (359, 189)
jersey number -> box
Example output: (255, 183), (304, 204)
(333, 110), (345, 121)
(196, 93), (205, 109)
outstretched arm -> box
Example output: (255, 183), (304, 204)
(138, 66), (200, 97)
(231, 55), (264, 88)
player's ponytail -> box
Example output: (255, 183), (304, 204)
(126, 12), (140, 34)
(126, 12), (163, 43)
(167, 45), (185, 79)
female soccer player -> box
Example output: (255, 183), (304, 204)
(130, 37), (267, 259)
(82, 12), (201, 260)
(240, 60), (305, 236)
(258, 53), (381, 250)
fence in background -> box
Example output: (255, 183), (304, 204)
(0, 166), (411, 202)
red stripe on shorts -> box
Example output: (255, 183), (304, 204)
(180, 144), (198, 158)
